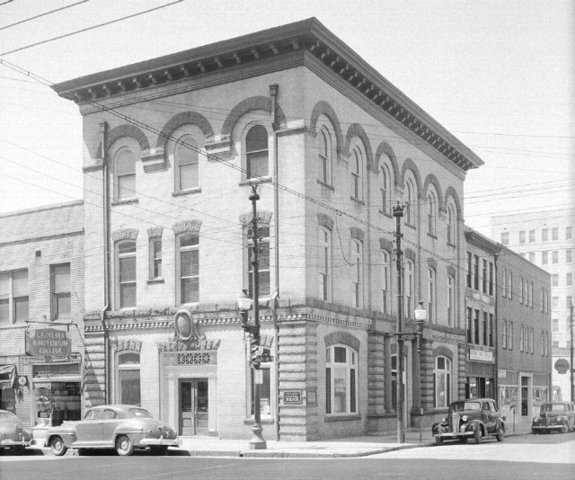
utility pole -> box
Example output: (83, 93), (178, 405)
(393, 202), (405, 444)
(249, 185), (266, 449)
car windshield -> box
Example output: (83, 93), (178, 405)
(127, 408), (152, 418)
(452, 401), (481, 411)
(541, 404), (565, 413)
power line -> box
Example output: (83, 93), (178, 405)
(1, 0), (184, 55)
(0, 0), (90, 31)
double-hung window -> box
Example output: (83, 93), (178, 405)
(51, 264), (71, 320)
(248, 226), (270, 298)
(117, 241), (136, 309)
(325, 345), (358, 415)
(381, 250), (390, 313)
(246, 125), (268, 179)
(179, 234), (199, 304)
(114, 148), (136, 201)
(352, 240), (363, 308)
(319, 228), (331, 301)
(175, 134), (199, 191)
(0, 270), (28, 324)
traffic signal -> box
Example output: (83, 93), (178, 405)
(249, 332), (261, 369)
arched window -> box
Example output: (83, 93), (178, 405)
(381, 249), (390, 313)
(318, 128), (332, 185)
(175, 134), (198, 191)
(447, 204), (456, 245)
(380, 163), (391, 215)
(405, 259), (414, 318)
(319, 227), (331, 301)
(352, 239), (363, 308)
(351, 147), (363, 201)
(245, 125), (268, 179)
(405, 179), (415, 226)
(114, 148), (136, 200)
(427, 191), (437, 236)
(117, 352), (141, 406)
(325, 344), (358, 415)
(116, 240), (136, 309)
(428, 267), (436, 323)
(434, 355), (452, 408)
(178, 233), (199, 304)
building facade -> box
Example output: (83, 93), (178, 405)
(0, 201), (84, 430)
(52, 18), (484, 440)
(491, 209), (574, 402)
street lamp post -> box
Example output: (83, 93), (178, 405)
(570, 303), (574, 402)
(237, 185), (266, 450)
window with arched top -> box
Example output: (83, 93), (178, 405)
(351, 147), (363, 201)
(116, 352), (141, 406)
(446, 205), (453, 245)
(245, 125), (269, 179)
(427, 191), (437, 236)
(114, 148), (136, 200)
(175, 134), (199, 191)
(428, 267), (436, 323)
(325, 344), (358, 415)
(434, 355), (452, 408)
(381, 249), (390, 313)
(405, 179), (415, 226)
(116, 240), (136, 309)
(380, 163), (391, 215)
(318, 128), (332, 185)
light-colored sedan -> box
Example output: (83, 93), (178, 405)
(44, 404), (180, 456)
(0, 410), (34, 454)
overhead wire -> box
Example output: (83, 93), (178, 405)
(0, 0), (90, 31)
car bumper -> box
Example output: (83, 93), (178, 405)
(139, 437), (181, 447)
(433, 431), (475, 439)
(0, 438), (35, 447)
(531, 425), (564, 432)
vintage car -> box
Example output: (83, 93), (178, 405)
(432, 398), (506, 445)
(0, 409), (34, 454)
(44, 404), (180, 456)
(531, 402), (575, 434)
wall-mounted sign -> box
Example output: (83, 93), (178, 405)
(283, 390), (302, 404)
(469, 348), (494, 363)
(28, 329), (71, 357)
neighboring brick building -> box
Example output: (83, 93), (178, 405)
(496, 244), (552, 421)
(52, 18), (484, 440)
(491, 209), (574, 402)
(0, 201), (84, 430)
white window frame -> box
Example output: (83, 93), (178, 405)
(404, 259), (414, 319)
(113, 146), (137, 201)
(247, 225), (270, 299)
(174, 134), (199, 192)
(149, 237), (162, 281)
(352, 239), (363, 308)
(116, 352), (141, 406)
(51, 263), (71, 320)
(319, 227), (331, 302)
(380, 162), (391, 215)
(244, 124), (269, 180)
(177, 233), (200, 305)
(318, 128), (332, 185)
(325, 344), (358, 415)
(0, 269), (28, 325)
(115, 240), (136, 309)
(428, 267), (436, 323)
(351, 148), (363, 201)
(381, 249), (390, 314)
(447, 274), (454, 326)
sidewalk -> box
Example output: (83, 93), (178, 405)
(176, 418), (533, 458)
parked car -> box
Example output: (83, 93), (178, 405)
(0, 409), (34, 454)
(531, 402), (575, 434)
(432, 398), (506, 445)
(44, 404), (180, 456)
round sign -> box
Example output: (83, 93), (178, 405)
(18, 376), (27, 386)
(554, 358), (570, 374)
(174, 309), (193, 341)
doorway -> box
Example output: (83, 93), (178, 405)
(179, 378), (208, 436)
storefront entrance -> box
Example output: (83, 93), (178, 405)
(179, 378), (208, 436)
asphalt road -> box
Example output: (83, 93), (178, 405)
(1, 432), (573, 480)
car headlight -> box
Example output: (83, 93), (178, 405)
(441, 417), (447, 423)
(461, 415), (468, 422)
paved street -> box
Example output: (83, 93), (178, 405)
(1, 432), (573, 480)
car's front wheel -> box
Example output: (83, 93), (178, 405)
(560, 422), (569, 434)
(435, 436), (443, 446)
(50, 436), (67, 456)
(150, 446), (168, 455)
(115, 435), (134, 456)
(473, 425), (482, 444)
(496, 425), (504, 442)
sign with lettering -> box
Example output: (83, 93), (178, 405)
(283, 390), (302, 404)
(28, 329), (71, 357)
(469, 348), (494, 363)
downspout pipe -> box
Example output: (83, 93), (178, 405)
(269, 84), (280, 441)
(100, 121), (111, 404)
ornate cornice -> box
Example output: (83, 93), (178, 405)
(53, 19), (482, 174)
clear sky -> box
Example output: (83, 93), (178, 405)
(1, 0), (573, 238)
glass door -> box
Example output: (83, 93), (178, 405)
(179, 379), (208, 436)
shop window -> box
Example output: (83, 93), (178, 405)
(117, 352), (141, 406)
(326, 344), (358, 415)
(114, 147), (136, 201)
(0, 382), (16, 412)
(245, 125), (268, 179)
(247, 226), (270, 298)
(116, 240), (136, 309)
(178, 233), (199, 304)
(434, 356), (451, 408)
(51, 263), (71, 320)
(0, 269), (28, 324)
